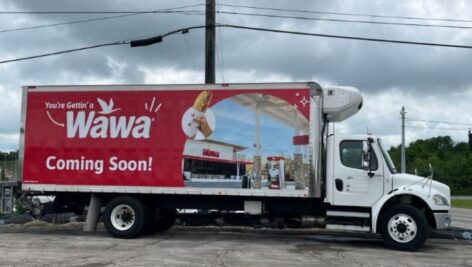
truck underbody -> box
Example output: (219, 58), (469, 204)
(41, 191), (374, 233)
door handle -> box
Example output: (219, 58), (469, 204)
(335, 179), (343, 191)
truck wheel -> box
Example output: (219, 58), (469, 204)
(151, 208), (176, 233)
(380, 204), (429, 251)
(104, 196), (149, 238)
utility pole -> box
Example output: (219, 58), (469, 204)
(468, 129), (472, 151)
(401, 106), (406, 173)
(205, 0), (216, 84)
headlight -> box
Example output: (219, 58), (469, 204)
(433, 194), (449, 206)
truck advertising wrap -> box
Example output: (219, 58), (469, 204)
(18, 83), (449, 251)
(22, 86), (311, 189)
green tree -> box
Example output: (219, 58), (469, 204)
(388, 136), (472, 195)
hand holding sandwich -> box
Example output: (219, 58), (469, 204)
(193, 115), (212, 138)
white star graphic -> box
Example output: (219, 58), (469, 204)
(299, 96), (309, 107)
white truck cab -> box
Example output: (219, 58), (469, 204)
(321, 86), (451, 250)
(324, 133), (451, 250)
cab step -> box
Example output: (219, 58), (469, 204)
(326, 210), (370, 218)
(325, 224), (371, 232)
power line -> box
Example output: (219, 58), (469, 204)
(0, 13), (137, 33)
(4, 3), (469, 24)
(216, 27), (226, 83)
(182, 31), (196, 70)
(217, 10), (472, 30)
(221, 24), (472, 49)
(215, 42), (225, 83)
(3, 6), (471, 35)
(218, 3), (472, 23)
(0, 4), (204, 14)
(0, 25), (206, 64)
(0, 11), (201, 34)
(0, 41), (128, 64)
(3, 23), (472, 64)
(0, 11), (157, 14)
(216, 3), (226, 81)
(407, 118), (472, 126)
(0, 6), (203, 34)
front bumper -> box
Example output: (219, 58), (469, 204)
(433, 212), (452, 229)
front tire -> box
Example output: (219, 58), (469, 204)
(104, 196), (149, 238)
(380, 204), (429, 251)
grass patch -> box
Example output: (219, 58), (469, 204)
(451, 199), (472, 209)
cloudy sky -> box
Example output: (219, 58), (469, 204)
(1, 0), (472, 152)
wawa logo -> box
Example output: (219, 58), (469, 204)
(46, 97), (162, 139)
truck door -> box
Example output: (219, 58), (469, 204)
(332, 137), (384, 207)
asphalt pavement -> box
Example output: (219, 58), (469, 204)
(0, 223), (471, 267)
(451, 207), (472, 229)
(0, 204), (470, 266)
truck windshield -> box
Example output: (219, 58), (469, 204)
(377, 138), (397, 174)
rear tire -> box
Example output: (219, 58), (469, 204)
(380, 204), (429, 251)
(103, 196), (149, 238)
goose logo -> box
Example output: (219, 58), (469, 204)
(46, 97), (161, 139)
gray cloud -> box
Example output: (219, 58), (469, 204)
(1, 0), (472, 150)
(5, 0), (471, 93)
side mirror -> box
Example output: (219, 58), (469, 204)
(362, 140), (374, 177)
(362, 141), (370, 168)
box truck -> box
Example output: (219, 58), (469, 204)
(18, 82), (451, 250)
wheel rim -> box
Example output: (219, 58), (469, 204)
(388, 213), (417, 243)
(110, 204), (136, 231)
